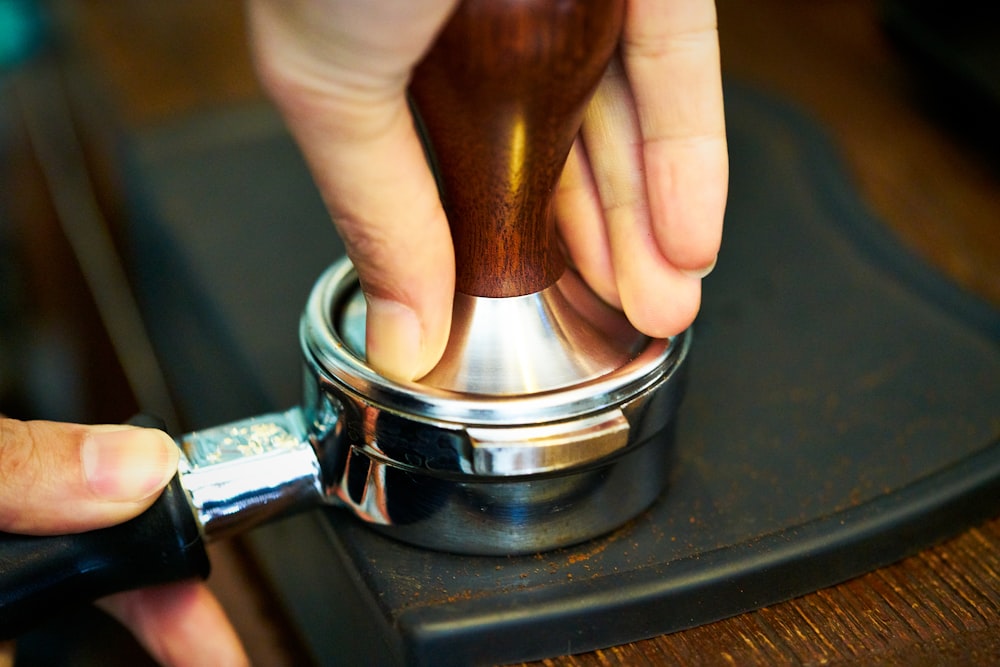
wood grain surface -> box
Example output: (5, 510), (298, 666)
(410, 0), (623, 297)
(513, 520), (1000, 665)
(47, 0), (1000, 664)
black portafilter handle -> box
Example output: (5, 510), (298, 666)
(0, 417), (209, 640)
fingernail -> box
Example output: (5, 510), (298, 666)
(82, 427), (179, 502)
(681, 256), (718, 280)
(365, 297), (424, 382)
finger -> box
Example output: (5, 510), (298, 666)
(0, 418), (178, 535)
(100, 581), (248, 667)
(579, 58), (702, 337)
(622, 0), (728, 272)
(287, 95), (455, 382)
(247, 0), (458, 382)
(554, 137), (621, 309)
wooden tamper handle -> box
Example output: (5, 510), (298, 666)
(410, 0), (625, 298)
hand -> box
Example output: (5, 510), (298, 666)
(0, 418), (248, 667)
(247, 0), (727, 382)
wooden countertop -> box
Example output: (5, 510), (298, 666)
(32, 0), (1000, 664)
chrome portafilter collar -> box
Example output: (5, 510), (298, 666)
(293, 257), (690, 554)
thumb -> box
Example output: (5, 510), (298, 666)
(0, 418), (179, 535)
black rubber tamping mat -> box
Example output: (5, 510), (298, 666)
(57, 81), (992, 666)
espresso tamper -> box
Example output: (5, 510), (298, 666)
(0, 0), (689, 636)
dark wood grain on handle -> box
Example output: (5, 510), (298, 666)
(410, 0), (625, 298)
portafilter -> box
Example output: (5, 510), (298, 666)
(0, 0), (689, 637)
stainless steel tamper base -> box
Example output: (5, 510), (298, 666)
(179, 258), (690, 555)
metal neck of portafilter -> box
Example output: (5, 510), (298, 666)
(408, 0), (640, 396)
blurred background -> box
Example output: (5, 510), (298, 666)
(0, 0), (261, 427)
(0, 1), (997, 664)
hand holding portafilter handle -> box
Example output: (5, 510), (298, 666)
(0, 417), (245, 664)
(0, 477), (208, 638)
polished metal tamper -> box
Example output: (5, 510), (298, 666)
(0, 0), (689, 635)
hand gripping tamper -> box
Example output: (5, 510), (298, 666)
(0, 0), (689, 635)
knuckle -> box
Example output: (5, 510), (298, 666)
(0, 418), (40, 482)
(0, 419), (63, 531)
